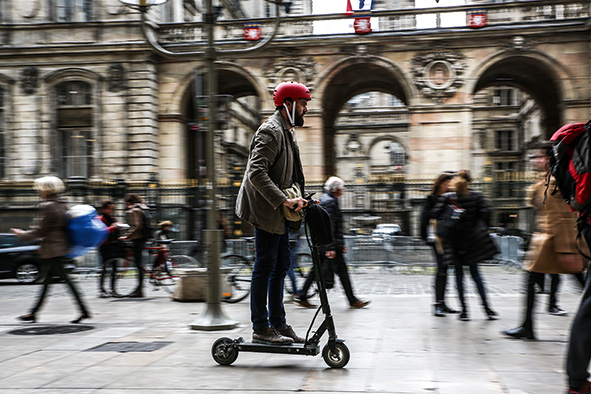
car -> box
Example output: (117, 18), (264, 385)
(371, 224), (403, 238)
(0, 233), (43, 283)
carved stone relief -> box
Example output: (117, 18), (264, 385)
(107, 64), (126, 92)
(265, 51), (316, 91)
(20, 66), (39, 95)
(412, 49), (466, 103)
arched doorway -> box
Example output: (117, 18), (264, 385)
(320, 58), (411, 177)
(179, 68), (262, 238)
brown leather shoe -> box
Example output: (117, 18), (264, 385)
(296, 298), (317, 308)
(350, 300), (371, 309)
(275, 325), (305, 343)
(253, 327), (294, 344)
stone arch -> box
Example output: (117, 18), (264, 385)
(316, 56), (414, 177)
(367, 135), (409, 172)
(467, 50), (572, 137)
(43, 68), (103, 85)
(170, 63), (265, 179)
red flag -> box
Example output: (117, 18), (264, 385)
(345, 0), (354, 15)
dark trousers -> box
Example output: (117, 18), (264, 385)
(566, 224), (591, 388)
(454, 263), (490, 310)
(431, 244), (449, 304)
(301, 248), (358, 306)
(521, 271), (545, 332)
(132, 238), (146, 292)
(30, 256), (88, 316)
(250, 226), (290, 332)
(99, 244), (120, 293)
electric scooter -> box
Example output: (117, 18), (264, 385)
(211, 202), (350, 368)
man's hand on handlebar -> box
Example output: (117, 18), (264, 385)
(283, 197), (308, 212)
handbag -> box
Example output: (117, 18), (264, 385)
(282, 184), (304, 222)
(436, 197), (466, 246)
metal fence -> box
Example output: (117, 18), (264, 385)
(0, 174), (535, 239)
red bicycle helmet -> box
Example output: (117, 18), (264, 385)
(273, 82), (311, 107)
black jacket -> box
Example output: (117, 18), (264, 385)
(431, 191), (498, 265)
(420, 193), (438, 241)
(319, 191), (345, 253)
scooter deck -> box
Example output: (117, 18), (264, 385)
(234, 337), (320, 356)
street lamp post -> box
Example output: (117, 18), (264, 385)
(119, 0), (285, 330)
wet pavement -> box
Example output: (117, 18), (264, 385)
(0, 265), (584, 394)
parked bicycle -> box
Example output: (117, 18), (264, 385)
(221, 237), (313, 303)
(104, 239), (201, 296)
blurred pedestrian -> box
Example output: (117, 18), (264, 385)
(235, 81), (311, 344)
(119, 193), (150, 298)
(420, 172), (458, 317)
(98, 200), (122, 298)
(296, 176), (370, 309)
(12, 176), (91, 324)
(431, 170), (498, 321)
(503, 143), (584, 340)
(286, 227), (304, 299)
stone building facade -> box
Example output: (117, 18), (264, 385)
(0, 0), (589, 235)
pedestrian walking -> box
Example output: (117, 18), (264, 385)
(98, 200), (122, 298)
(119, 193), (150, 298)
(12, 176), (91, 324)
(235, 81), (311, 344)
(420, 172), (459, 317)
(296, 176), (370, 309)
(431, 170), (499, 321)
(503, 143), (584, 340)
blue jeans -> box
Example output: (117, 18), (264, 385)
(251, 226), (291, 332)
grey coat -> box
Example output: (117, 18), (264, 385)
(20, 198), (70, 259)
(235, 110), (305, 234)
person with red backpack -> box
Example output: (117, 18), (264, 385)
(502, 143), (584, 341)
(550, 121), (591, 394)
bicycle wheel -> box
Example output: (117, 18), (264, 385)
(169, 254), (202, 270)
(295, 253), (318, 298)
(149, 268), (179, 295)
(107, 257), (137, 297)
(221, 254), (252, 303)
(295, 253), (313, 278)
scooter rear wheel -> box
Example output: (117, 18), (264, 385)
(322, 342), (350, 368)
(212, 337), (239, 365)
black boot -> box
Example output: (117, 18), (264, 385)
(434, 304), (445, 317)
(459, 308), (470, 321)
(502, 326), (535, 340)
(484, 306), (498, 320)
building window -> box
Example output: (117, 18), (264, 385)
(493, 87), (515, 106)
(495, 129), (514, 151)
(56, 0), (92, 22)
(494, 162), (518, 198)
(56, 81), (93, 178)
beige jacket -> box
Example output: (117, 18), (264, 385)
(20, 198), (70, 259)
(525, 175), (585, 273)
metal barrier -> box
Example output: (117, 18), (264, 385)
(491, 235), (524, 271)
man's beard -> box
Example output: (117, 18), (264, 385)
(295, 112), (305, 127)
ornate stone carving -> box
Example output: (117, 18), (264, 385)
(107, 64), (126, 92)
(412, 49), (466, 103)
(501, 36), (535, 52)
(20, 66), (39, 95)
(265, 51), (316, 91)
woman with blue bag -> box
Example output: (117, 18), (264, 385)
(11, 176), (92, 324)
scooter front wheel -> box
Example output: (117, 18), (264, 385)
(322, 342), (350, 368)
(211, 337), (239, 366)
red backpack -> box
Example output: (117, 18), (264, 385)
(549, 121), (591, 214)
